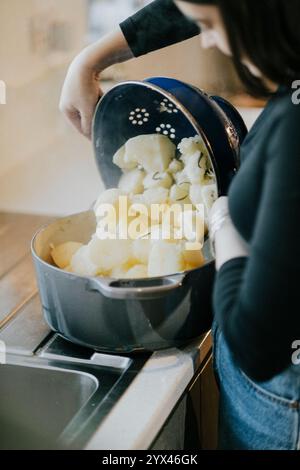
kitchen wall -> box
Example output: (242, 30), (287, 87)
(106, 37), (243, 95)
(0, 0), (87, 177)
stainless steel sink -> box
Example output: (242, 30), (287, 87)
(0, 336), (150, 449)
(0, 362), (97, 449)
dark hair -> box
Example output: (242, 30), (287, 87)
(213, 0), (300, 97)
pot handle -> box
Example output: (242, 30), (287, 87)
(86, 274), (186, 300)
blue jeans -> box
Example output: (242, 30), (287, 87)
(212, 321), (300, 450)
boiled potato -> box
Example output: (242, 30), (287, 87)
(174, 169), (189, 185)
(143, 171), (173, 190)
(110, 265), (129, 279)
(50, 242), (83, 269)
(178, 135), (207, 160)
(149, 203), (170, 225)
(169, 183), (191, 204)
(161, 204), (183, 229)
(189, 184), (204, 208)
(70, 245), (99, 276)
(95, 192), (132, 239)
(125, 264), (148, 279)
(201, 184), (218, 211)
(143, 187), (169, 211)
(124, 134), (176, 173)
(168, 159), (184, 175)
(88, 237), (132, 272)
(126, 212), (151, 240)
(113, 144), (137, 170)
(148, 224), (179, 244)
(130, 193), (145, 205)
(94, 188), (127, 219)
(185, 152), (206, 184)
(177, 210), (205, 244)
(132, 237), (152, 264)
(118, 168), (145, 195)
(183, 247), (205, 268)
(60, 134), (216, 279)
(148, 241), (185, 277)
(64, 265), (73, 273)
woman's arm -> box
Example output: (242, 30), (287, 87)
(213, 104), (300, 382)
(60, 0), (200, 138)
(59, 27), (133, 138)
(119, 0), (199, 57)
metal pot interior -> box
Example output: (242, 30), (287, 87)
(32, 211), (96, 266)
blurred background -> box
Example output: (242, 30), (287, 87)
(0, 0), (262, 217)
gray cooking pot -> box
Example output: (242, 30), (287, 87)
(32, 211), (215, 353)
(31, 77), (247, 353)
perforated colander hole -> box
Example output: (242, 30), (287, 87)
(156, 123), (176, 139)
(159, 99), (180, 114)
(128, 108), (150, 125)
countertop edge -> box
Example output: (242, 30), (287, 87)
(85, 332), (211, 450)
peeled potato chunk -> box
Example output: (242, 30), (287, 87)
(183, 247), (205, 268)
(149, 224), (179, 244)
(125, 264), (148, 279)
(70, 245), (99, 276)
(110, 265), (129, 279)
(178, 135), (207, 160)
(174, 169), (189, 185)
(177, 209), (205, 243)
(118, 168), (145, 195)
(50, 242), (83, 269)
(201, 184), (218, 211)
(169, 183), (191, 204)
(148, 241), (185, 277)
(113, 144), (137, 170)
(88, 237), (132, 272)
(168, 159), (184, 175)
(142, 190), (170, 224)
(132, 238), (152, 264)
(185, 152), (206, 184)
(143, 187), (169, 206)
(189, 184), (204, 207)
(143, 171), (173, 190)
(94, 188), (127, 219)
(124, 134), (176, 173)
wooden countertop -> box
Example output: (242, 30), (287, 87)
(0, 212), (52, 330)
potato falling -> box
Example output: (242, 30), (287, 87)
(50, 134), (218, 278)
(50, 242), (83, 270)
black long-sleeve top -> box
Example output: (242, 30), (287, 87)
(120, 0), (300, 382)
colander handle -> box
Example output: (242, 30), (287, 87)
(86, 274), (185, 300)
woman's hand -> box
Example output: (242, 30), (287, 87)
(209, 196), (249, 270)
(59, 54), (102, 139)
(59, 28), (133, 139)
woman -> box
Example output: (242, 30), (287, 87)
(60, 0), (300, 449)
